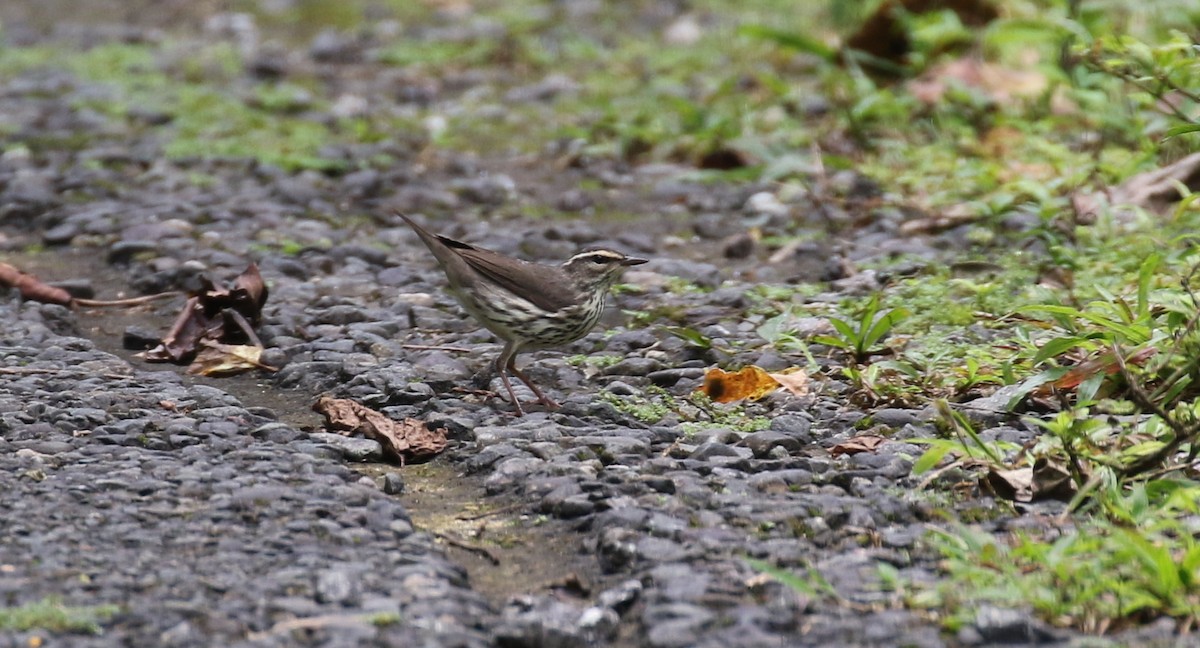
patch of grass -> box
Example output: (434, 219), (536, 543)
(0, 597), (120, 634)
(566, 354), (622, 369)
(601, 384), (768, 432)
(599, 389), (671, 423)
(368, 611), (402, 627)
(0, 41), (385, 172)
(924, 482), (1200, 634)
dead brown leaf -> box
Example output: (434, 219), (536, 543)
(312, 396), (447, 464)
(768, 368), (810, 398)
(1031, 457), (1075, 501)
(984, 458), (1075, 503)
(140, 263), (270, 369)
(830, 434), (888, 457)
(984, 466), (1033, 502)
(908, 58), (1047, 107)
(1074, 152), (1200, 219)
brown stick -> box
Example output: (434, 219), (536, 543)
(246, 613), (394, 641)
(433, 531), (501, 565)
(402, 343), (474, 353)
(456, 501), (527, 521)
(73, 292), (183, 307)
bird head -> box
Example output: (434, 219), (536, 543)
(561, 249), (648, 292)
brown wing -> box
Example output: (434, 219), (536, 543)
(449, 242), (579, 313)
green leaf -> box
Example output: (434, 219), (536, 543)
(738, 25), (837, 61)
(863, 307), (911, 349)
(812, 334), (851, 350)
(1033, 335), (1089, 365)
(826, 317), (860, 344)
(745, 558), (835, 597)
(1006, 368), (1069, 410)
(663, 326), (713, 349)
(1136, 252), (1161, 318)
(1164, 124), (1200, 139)
(910, 440), (957, 474)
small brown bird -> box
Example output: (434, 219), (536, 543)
(398, 213), (647, 415)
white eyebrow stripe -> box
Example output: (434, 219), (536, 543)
(568, 250), (624, 263)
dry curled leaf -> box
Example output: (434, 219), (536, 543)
(1074, 152), (1200, 220)
(699, 365), (811, 403)
(984, 458), (1075, 503)
(908, 59), (1047, 107)
(140, 263), (269, 369)
(769, 369), (810, 398)
(313, 396), (447, 464)
(186, 342), (278, 377)
(830, 434), (888, 457)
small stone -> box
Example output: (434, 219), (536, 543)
(382, 473), (406, 495)
(307, 432), (383, 462)
(973, 605), (1062, 643)
(123, 326), (162, 351)
(604, 357), (664, 377)
(389, 519), (414, 537)
(597, 579), (642, 613)
(315, 568), (359, 605)
(42, 222), (80, 245)
(555, 494), (596, 518)
(688, 442), (747, 461)
(107, 240), (160, 264)
(872, 408), (919, 428)
(722, 232), (755, 259)
(644, 367), (705, 388)
(742, 431), (803, 458)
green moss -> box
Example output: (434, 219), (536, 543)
(0, 597), (119, 634)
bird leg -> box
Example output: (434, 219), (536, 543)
(492, 343), (559, 414)
(506, 356), (560, 409)
(495, 367), (526, 416)
(494, 344), (527, 416)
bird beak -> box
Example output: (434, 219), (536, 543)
(622, 256), (648, 267)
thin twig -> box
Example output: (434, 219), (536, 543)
(1112, 341), (1200, 479)
(246, 613), (390, 641)
(72, 292), (182, 308)
(402, 343), (474, 353)
(224, 310), (263, 348)
(0, 367), (58, 376)
(432, 531), (501, 565)
(456, 501), (527, 521)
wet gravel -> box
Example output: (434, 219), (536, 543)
(0, 6), (1188, 648)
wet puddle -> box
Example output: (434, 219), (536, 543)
(4, 248), (603, 607)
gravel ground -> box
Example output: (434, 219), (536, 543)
(0, 5), (1191, 648)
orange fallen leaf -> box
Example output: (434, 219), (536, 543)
(700, 366), (781, 403)
(830, 434), (888, 457)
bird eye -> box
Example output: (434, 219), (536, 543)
(590, 256), (608, 264)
